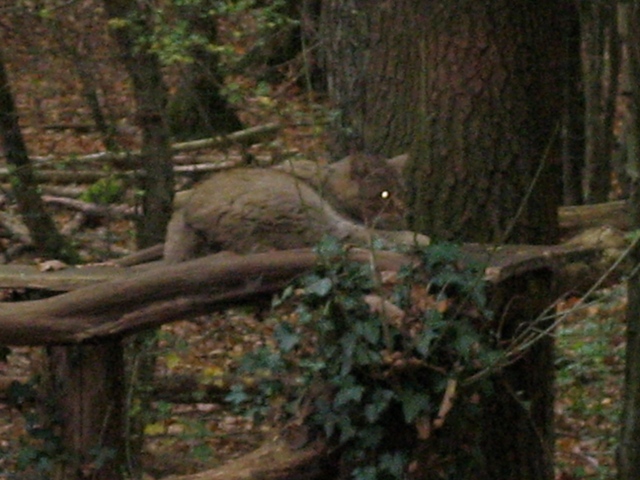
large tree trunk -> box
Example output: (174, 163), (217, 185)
(405, 4), (566, 479)
(320, 0), (421, 158)
(321, 2), (570, 479)
(406, 2), (564, 246)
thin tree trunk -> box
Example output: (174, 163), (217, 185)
(100, 4), (175, 477)
(0, 48), (77, 262)
(102, 0), (174, 249)
(46, 17), (120, 152)
(618, 2), (640, 478)
(167, 0), (243, 142)
(47, 342), (126, 480)
(562, 2), (586, 206)
(581, 1), (621, 204)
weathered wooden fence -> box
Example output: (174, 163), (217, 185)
(0, 243), (615, 479)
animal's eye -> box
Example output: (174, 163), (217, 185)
(380, 190), (390, 199)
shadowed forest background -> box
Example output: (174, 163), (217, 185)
(0, 1), (637, 480)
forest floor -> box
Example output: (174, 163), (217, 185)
(554, 288), (626, 480)
(0, 13), (629, 479)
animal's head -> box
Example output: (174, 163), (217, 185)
(347, 153), (406, 230)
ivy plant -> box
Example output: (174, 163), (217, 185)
(229, 237), (505, 479)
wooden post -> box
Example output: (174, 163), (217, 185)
(47, 341), (126, 479)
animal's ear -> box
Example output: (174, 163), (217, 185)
(349, 153), (387, 178)
(387, 153), (408, 178)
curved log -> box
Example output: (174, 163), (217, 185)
(0, 233), (625, 347)
(0, 249), (410, 345)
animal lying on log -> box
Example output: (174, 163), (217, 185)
(173, 153), (408, 229)
(273, 153), (407, 229)
(164, 164), (429, 262)
(164, 148), (628, 263)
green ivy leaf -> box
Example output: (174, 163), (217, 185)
(353, 465), (377, 480)
(334, 384), (365, 408)
(305, 277), (333, 297)
(364, 390), (394, 422)
(379, 451), (408, 477)
(399, 389), (431, 423)
(314, 235), (345, 258)
(274, 322), (300, 352)
(453, 322), (481, 359)
(338, 415), (357, 443)
(353, 343), (381, 366)
(358, 425), (384, 448)
(354, 320), (381, 345)
(225, 385), (250, 406)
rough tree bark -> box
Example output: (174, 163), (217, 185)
(320, 0), (421, 158)
(405, 4), (568, 478)
(405, 2), (564, 246)
(46, 342), (126, 480)
(321, 1), (571, 479)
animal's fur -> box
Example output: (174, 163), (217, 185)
(164, 166), (428, 262)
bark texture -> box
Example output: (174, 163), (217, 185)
(580, 1), (620, 204)
(402, 4), (566, 478)
(321, 2), (571, 479)
(406, 1), (564, 246)
(47, 342), (125, 479)
(320, 0), (421, 158)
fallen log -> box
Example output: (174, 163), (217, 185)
(559, 200), (629, 235)
(0, 237), (625, 346)
(42, 195), (136, 219)
(0, 249), (410, 345)
(27, 122), (281, 168)
(162, 438), (332, 480)
(7, 169), (111, 184)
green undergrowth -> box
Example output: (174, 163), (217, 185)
(555, 285), (626, 479)
(228, 237), (505, 480)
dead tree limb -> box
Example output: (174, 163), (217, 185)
(42, 195), (137, 219)
(27, 122), (281, 168)
(0, 242), (622, 480)
(559, 200), (629, 234)
(0, 249), (409, 345)
(162, 438), (332, 480)
(0, 239), (623, 347)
